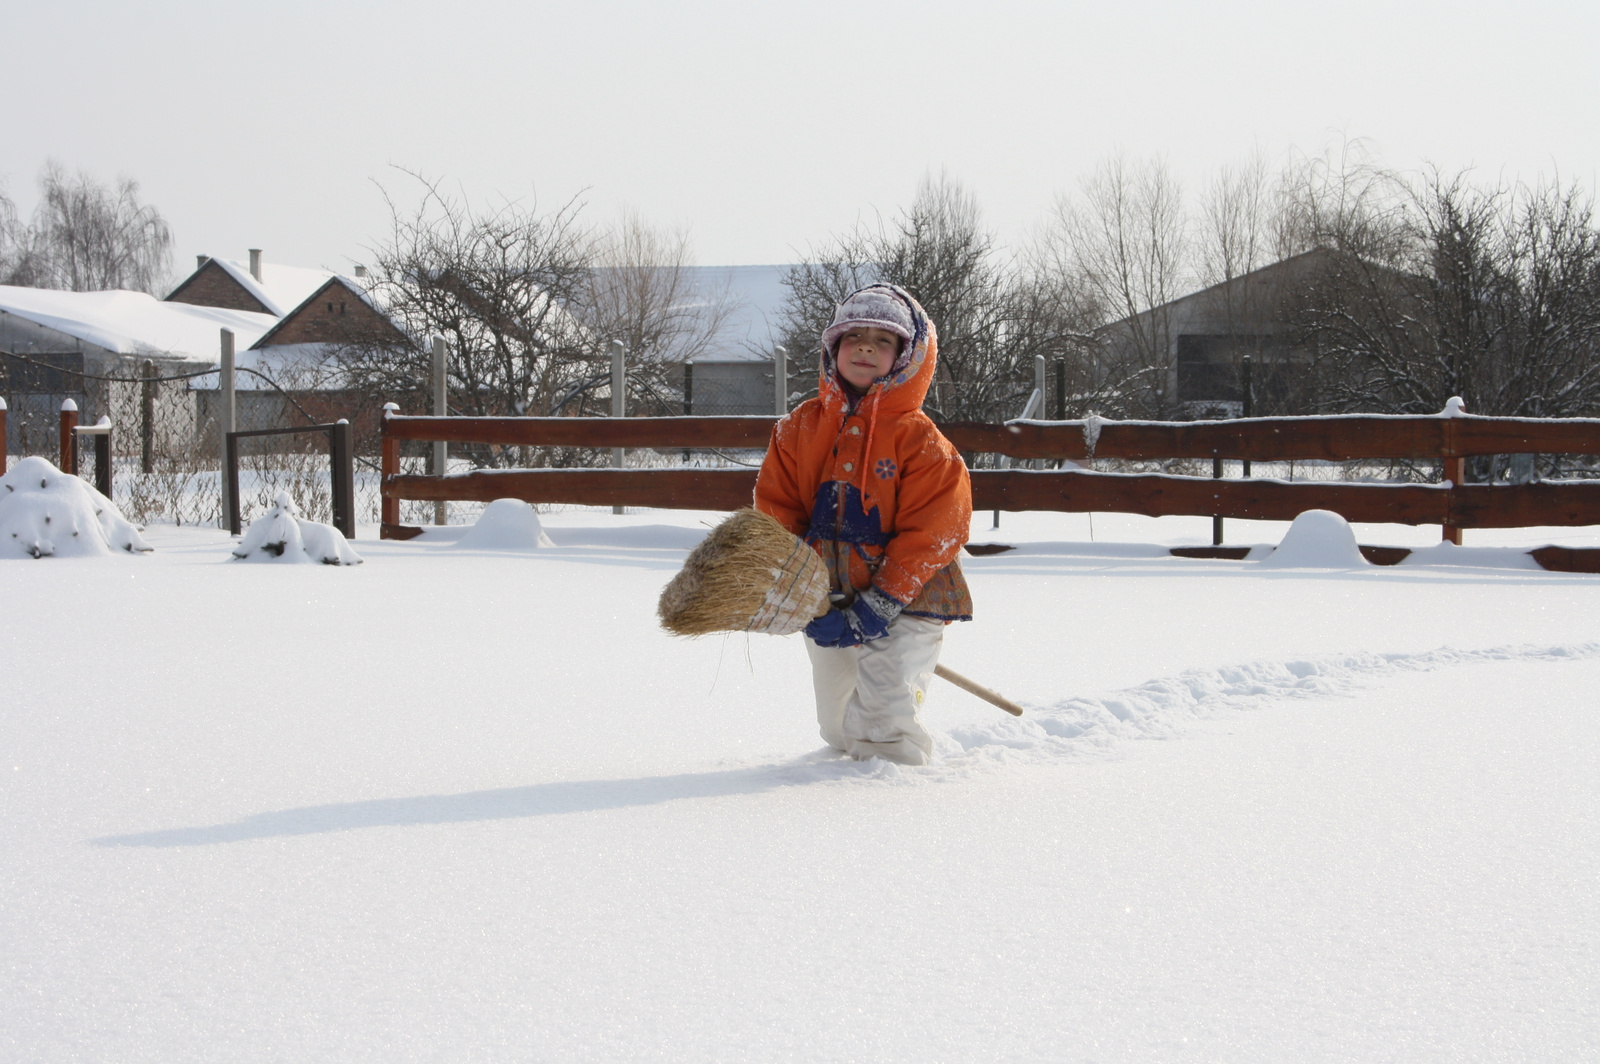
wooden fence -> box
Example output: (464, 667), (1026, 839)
(379, 411), (1600, 558)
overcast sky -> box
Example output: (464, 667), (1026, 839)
(6, 0), (1598, 280)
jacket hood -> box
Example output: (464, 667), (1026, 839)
(818, 284), (937, 418)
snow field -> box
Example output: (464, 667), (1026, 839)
(2, 509), (1597, 1062)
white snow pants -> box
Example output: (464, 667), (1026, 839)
(804, 614), (944, 766)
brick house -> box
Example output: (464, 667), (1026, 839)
(165, 249), (339, 317)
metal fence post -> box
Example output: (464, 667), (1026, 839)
(432, 335), (448, 526)
(1212, 453), (1224, 545)
(59, 399), (78, 474)
(612, 338), (625, 515)
(0, 395), (7, 474)
(1053, 358), (1066, 421)
(774, 344), (788, 415)
(93, 419), (112, 499)
(1240, 354), (1253, 478)
(225, 429), (242, 535)
(331, 419), (355, 539)
(683, 361), (694, 416)
(141, 359), (155, 475)
(219, 328), (236, 530)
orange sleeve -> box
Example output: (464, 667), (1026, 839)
(874, 427), (971, 604)
(753, 416), (809, 537)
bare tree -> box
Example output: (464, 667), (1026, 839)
(0, 179), (25, 285)
(344, 174), (595, 465)
(1294, 169), (1600, 424)
(1199, 150), (1276, 289)
(1035, 154), (1192, 416)
(4, 161), (173, 293)
(779, 173), (1086, 425)
(581, 209), (740, 415)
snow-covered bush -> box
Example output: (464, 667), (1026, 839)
(0, 456), (152, 559)
(1259, 509), (1367, 568)
(231, 492), (362, 565)
(452, 498), (555, 550)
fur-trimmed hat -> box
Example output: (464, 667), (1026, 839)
(822, 285), (915, 357)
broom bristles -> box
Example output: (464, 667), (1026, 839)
(658, 507), (831, 637)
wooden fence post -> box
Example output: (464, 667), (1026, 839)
(612, 339), (625, 515)
(381, 403), (400, 532)
(431, 335), (448, 525)
(59, 399), (78, 474)
(1442, 396), (1466, 545)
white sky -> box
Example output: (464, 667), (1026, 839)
(5, 0), (1598, 279)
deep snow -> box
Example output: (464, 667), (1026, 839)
(2, 508), (1596, 1062)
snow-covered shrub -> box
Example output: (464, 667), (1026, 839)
(232, 492), (362, 565)
(1259, 509), (1367, 569)
(452, 498), (555, 550)
(0, 456), (152, 559)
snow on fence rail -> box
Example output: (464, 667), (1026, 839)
(377, 409), (1600, 547)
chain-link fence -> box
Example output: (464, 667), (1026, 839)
(2, 351), (384, 529)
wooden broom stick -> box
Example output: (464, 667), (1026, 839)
(934, 664), (1024, 716)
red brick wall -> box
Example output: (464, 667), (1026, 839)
(165, 261), (270, 313)
(266, 281), (400, 345)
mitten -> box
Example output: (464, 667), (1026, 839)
(804, 587), (905, 648)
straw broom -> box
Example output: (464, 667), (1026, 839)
(658, 508), (1022, 716)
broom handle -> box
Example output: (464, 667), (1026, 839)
(934, 664), (1024, 716)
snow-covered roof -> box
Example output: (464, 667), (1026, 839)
(683, 264), (791, 362)
(0, 286), (278, 362)
(205, 259), (342, 318)
(188, 343), (357, 391)
(250, 275), (403, 349)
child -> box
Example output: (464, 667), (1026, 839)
(755, 284), (973, 766)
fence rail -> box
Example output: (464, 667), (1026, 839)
(378, 410), (1600, 544)
(380, 411), (1600, 460)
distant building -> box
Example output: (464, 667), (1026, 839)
(671, 264), (792, 416)
(1098, 249), (1337, 418)
(0, 285), (276, 455)
(165, 250), (340, 318)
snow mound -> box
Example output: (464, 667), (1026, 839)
(0, 456), (151, 559)
(453, 498), (555, 550)
(231, 493), (362, 565)
(1259, 509), (1367, 568)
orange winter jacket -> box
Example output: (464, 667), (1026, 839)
(755, 286), (973, 622)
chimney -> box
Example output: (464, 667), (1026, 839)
(354, 264), (367, 278)
(248, 249), (262, 282)
(196, 254), (209, 269)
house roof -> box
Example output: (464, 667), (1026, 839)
(250, 275), (401, 349)
(167, 258), (341, 317)
(187, 343), (358, 392)
(1098, 248), (1346, 336)
(680, 264), (792, 362)
(0, 285), (277, 361)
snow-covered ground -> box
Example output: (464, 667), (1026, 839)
(3, 507), (1597, 1062)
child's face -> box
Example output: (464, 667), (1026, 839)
(835, 326), (902, 392)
